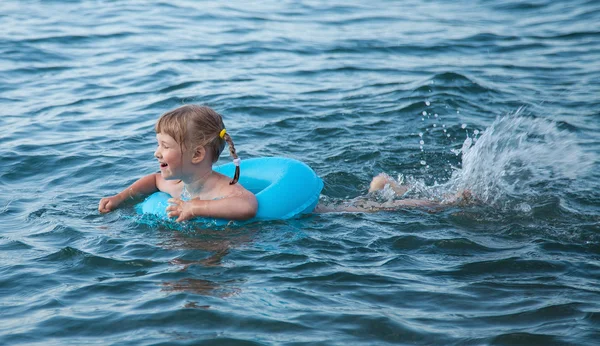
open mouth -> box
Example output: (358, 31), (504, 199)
(160, 163), (168, 168)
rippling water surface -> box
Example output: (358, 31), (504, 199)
(1, 1), (599, 345)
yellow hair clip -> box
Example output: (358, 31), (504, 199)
(219, 129), (227, 139)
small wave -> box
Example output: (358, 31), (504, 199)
(529, 30), (600, 41)
(492, 1), (550, 11)
(429, 72), (494, 94)
(453, 257), (567, 278)
(0, 238), (34, 251)
(20, 32), (135, 45)
(37, 246), (157, 273)
(158, 81), (201, 94)
(377, 234), (500, 254)
(490, 332), (568, 346)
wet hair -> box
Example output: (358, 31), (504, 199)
(155, 104), (240, 184)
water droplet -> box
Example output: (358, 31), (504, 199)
(442, 124), (445, 128)
(418, 132), (423, 137)
(422, 111), (427, 116)
(433, 124), (437, 127)
(457, 110), (460, 114)
(434, 114), (438, 118)
(461, 124), (467, 129)
(420, 160), (426, 165)
(425, 101), (431, 106)
(474, 129), (480, 135)
(443, 129), (447, 133)
(419, 140), (424, 145)
(422, 118), (425, 121)
(447, 134), (450, 137)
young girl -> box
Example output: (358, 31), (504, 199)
(99, 104), (471, 221)
(98, 105), (258, 221)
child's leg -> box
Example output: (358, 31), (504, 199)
(370, 174), (476, 204)
(314, 197), (439, 213)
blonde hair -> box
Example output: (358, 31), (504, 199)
(155, 105), (240, 184)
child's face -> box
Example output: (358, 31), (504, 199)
(155, 133), (190, 180)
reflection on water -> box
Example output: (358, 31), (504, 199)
(162, 278), (241, 300)
(157, 226), (257, 300)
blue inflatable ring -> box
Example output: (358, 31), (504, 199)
(135, 157), (323, 223)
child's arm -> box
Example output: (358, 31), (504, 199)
(98, 173), (160, 213)
(165, 190), (258, 222)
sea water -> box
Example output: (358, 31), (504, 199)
(1, 0), (599, 345)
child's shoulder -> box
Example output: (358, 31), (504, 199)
(155, 174), (183, 196)
(212, 172), (253, 197)
(212, 172), (239, 190)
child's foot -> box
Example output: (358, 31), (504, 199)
(369, 173), (391, 192)
(450, 189), (476, 205)
(369, 173), (409, 196)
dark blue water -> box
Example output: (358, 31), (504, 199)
(1, 1), (599, 345)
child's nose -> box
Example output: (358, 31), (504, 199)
(154, 148), (161, 158)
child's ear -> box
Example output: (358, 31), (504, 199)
(191, 146), (206, 164)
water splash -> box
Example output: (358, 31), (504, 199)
(383, 110), (591, 211)
(448, 111), (590, 206)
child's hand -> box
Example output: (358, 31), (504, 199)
(166, 198), (197, 222)
(98, 194), (124, 213)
